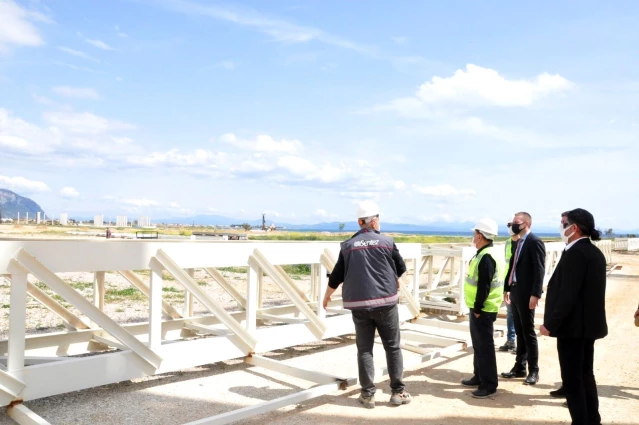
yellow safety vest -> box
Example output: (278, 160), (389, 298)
(505, 238), (513, 275)
(464, 246), (505, 313)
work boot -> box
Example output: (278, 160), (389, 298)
(461, 376), (481, 387)
(550, 386), (566, 398)
(389, 391), (412, 406)
(498, 340), (516, 352)
(358, 393), (375, 409)
(472, 387), (497, 399)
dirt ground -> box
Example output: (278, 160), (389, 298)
(245, 252), (639, 425)
(1, 251), (637, 424)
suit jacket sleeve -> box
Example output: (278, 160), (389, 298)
(530, 237), (546, 298)
(543, 251), (587, 335)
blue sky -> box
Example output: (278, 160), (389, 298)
(1, 0), (638, 230)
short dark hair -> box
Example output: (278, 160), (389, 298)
(515, 212), (532, 225)
(562, 208), (601, 241)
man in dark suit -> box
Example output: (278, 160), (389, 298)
(541, 208), (607, 425)
(501, 212), (546, 385)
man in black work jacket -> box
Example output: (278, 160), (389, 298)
(541, 208), (607, 425)
(323, 201), (411, 409)
(501, 212), (546, 385)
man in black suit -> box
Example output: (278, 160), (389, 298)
(501, 212), (546, 385)
(541, 208), (607, 425)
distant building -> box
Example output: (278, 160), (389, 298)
(116, 216), (128, 227)
(94, 215), (104, 227)
(59, 213), (68, 226)
(138, 216), (152, 228)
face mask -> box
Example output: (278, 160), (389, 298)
(507, 226), (515, 236)
(560, 224), (575, 244)
(511, 223), (523, 235)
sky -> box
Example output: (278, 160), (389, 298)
(1, 0), (638, 230)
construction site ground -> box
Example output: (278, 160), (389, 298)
(2, 252), (638, 425)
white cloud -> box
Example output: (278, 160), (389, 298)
(53, 61), (100, 74)
(121, 199), (160, 207)
(412, 184), (476, 201)
(418, 214), (457, 224)
(60, 186), (79, 198)
(417, 64), (573, 107)
(114, 25), (128, 38)
(32, 94), (56, 105)
(391, 36), (408, 45)
(0, 107), (140, 167)
(52, 86), (100, 100)
(57, 46), (100, 63)
(214, 60), (237, 70)
(85, 39), (114, 51)
(0, 108), (57, 155)
(126, 149), (226, 167)
(219, 133), (302, 153)
(112, 136), (132, 145)
(393, 180), (405, 190)
(0, 175), (49, 193)
(0, 0), (50, 53)
(161, 0), (376, 55)
(368, 64), (574, 121)
(43, 111), (134, 134)
(314, 209), (337, 219)
(169, 202), (180, 208)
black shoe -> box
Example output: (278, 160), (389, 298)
(498, 341), (515, 352)
(550, 386), (565, 398)
(461, 376), (481, 387)
(562, 401), (568, 408)
(501, 369), (526, 378)
(524, 371), (539, 385)
(472, 388), (497, 399)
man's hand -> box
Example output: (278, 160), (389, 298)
(322, 286), (337, 310)
(322, 294), (331, 310)
(504, 292), (510, 305)
(529, 296), (540, 310)
(634, 307), (639, 319)
(540, 325), (550, 336)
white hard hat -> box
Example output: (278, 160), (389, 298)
(356, 200), (380, 219)
(471, 218), (498, 238)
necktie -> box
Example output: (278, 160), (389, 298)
(508, 239), (522, 285)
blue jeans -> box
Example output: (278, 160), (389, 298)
(351, 304), (405, 397)
(506, 303), (516, 343)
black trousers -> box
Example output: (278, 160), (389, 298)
(557, 338), (601, 425)
(469, 310), (498, 391)
(351, 304), (405, 397)
(511, 300), (539, 372)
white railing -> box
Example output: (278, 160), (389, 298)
(593, 240), (612, 263)
(417, 240), (609, 316)
(613, 238), (639, 252)
(0, 239), (427, 423)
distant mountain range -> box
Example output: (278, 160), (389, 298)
(0, 189), (45, 220)
(2, 190), (636, 235)
(153, 214), (551, 234)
